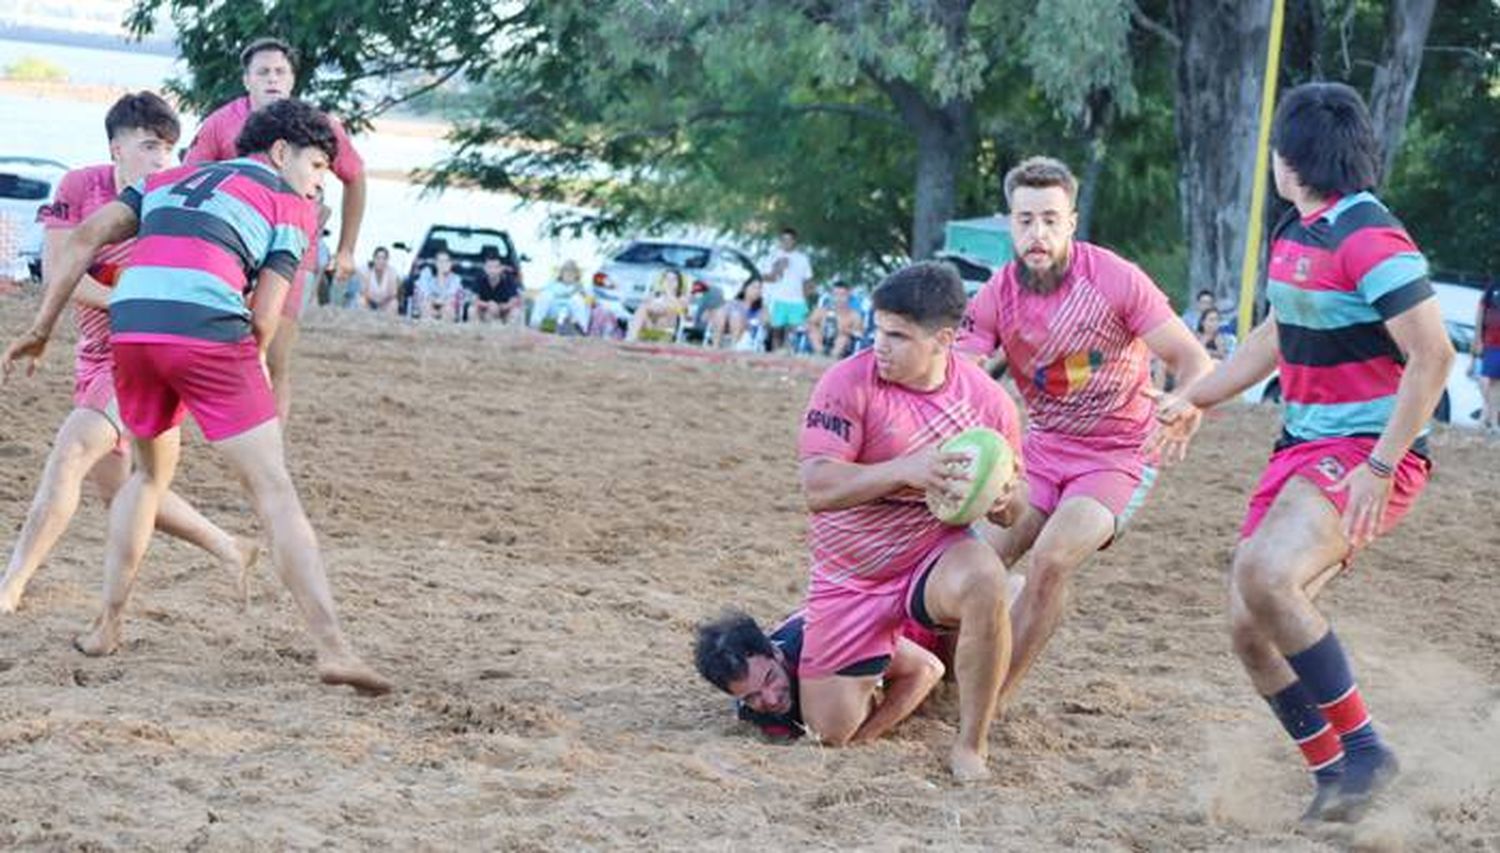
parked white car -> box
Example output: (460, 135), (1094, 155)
(1243, 280), (1483, 427)
(0, 156), (67, 281)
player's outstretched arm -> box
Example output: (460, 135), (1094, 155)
(800, 447), (970, 512)
(1184, 313), (1281, 410)
(850, 638), (944, 743)
(4, 202), (137, 379)
(42, 231), (111, 309)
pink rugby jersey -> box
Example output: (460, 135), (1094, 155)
(110, 158), (315, 343)
(957, 241), (1175, 452)
(798, 350), (1021, 590)
(35, 163), (135, 370)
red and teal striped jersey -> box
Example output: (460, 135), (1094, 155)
(110, 157), (315, 344)
(1267, 191), (1434, 444)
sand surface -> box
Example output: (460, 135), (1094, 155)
(1, 296), (1497, 851)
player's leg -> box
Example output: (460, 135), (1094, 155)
(266, 317), (300, 424)
(1233, 475), (1395, 820)
(975, 502), (1047, 568)
(84, 450), (259, 606)
(995, 495), (1114, 710)
(1229, 551), (1344, 819)
(75, 427), (182, 656)
(916, 535), (1012, 782)
(0, 408), (117, 611)
(799, 672), (883, 745)
(211, 420), (390, 694)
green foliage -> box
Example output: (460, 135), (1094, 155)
(1383, 0), (1500, 276)
(2, 56), (68, 83)
(127, 0), (1497, 282)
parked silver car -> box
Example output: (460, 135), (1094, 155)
(592, 240), (761, 315)
(0, 156), (68, 281)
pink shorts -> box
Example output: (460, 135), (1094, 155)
(1023, 431), (1157, 532)
(1240, 436), (1430, 542)
(72, 356), (127, 454)
(112, 338), (277, 442)
(801, 529), (967, 679)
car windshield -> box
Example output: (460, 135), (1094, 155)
(0, 173), (50, 200)
(423, 228), (514, 261)
(615, 242), (711, 269)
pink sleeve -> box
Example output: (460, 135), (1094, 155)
(798, 366), (865, 462)
(184, 112), (232, 166)
(1112, 262), (1175, 338)
(329, 118), (364, 184)
(37, 170), (86, 228)
(956, 275), (1003, 357)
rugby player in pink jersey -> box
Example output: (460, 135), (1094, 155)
(0, 92), (256, 613)
(797, 261), (1025, 782)
(1152, 83), (1452, 822)
(956, 157), (1213, 711)
(4, 99), (390, 695)
(185, 37), (367, 422)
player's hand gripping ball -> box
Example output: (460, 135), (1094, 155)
(925, 427), (1017, 526)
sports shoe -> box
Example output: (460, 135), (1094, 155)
(1322, 747), (1399, 823)
(1300, 774), (1343, 823)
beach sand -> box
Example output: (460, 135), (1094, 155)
(1, 296), (1496, 850)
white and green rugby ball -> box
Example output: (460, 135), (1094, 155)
(925, 427), (1017, 526)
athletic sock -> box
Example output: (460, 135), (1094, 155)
(1285, 630), (1385, 765)
(1265, 680), (1344, 784)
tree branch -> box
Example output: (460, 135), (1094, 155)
(1127, 0), (1180, 49)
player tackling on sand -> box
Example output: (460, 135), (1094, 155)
(1150, 82), (1451, 822)
(695, 610), (947, 742)
(0, 92), (256, 613)
(186, 36), (367, 422)
(3, 99), (390, 695)
(956, 156), (1213, 711)
(796, 261), (1024, 781)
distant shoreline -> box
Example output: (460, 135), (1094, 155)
(0, 26), (175, 56)
(0, 78), (451, 141)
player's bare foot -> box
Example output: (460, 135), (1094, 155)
(0, 580), (23, 614)
(949, 745), (991, 783)
(317, 654), (393, 696)
(73, 618), (122, 657)
(227, 537), (260, 610)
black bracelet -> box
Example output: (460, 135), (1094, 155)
(1366, 455), (1394, 478)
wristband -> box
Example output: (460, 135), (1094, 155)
(1365, 455), (1394, 479)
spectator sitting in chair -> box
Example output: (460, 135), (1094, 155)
(414, 249), (464, 321)
(360, 246), (401, 314)
(1196, 307), (1237, 362)
(806, 281), (863, 358)
(531, 260), (590, 334)
(470, 254), (523, 324)
(626, 268), (690, 342)
(720, 279), (766, 351)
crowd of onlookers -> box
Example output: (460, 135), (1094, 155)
(321, 226), (876, 359)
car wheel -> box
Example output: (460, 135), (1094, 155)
(1434, 390), (1451, 423)
(1262, 378), (1281, 404)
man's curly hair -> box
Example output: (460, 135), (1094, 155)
(235, 98), (339, 163)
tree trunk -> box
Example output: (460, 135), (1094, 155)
(1171, 0), (1274, 307)
(1368, 0), (1436, 181)
(878, 75), (976, 259)
(1076, 90), (1114, 241)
